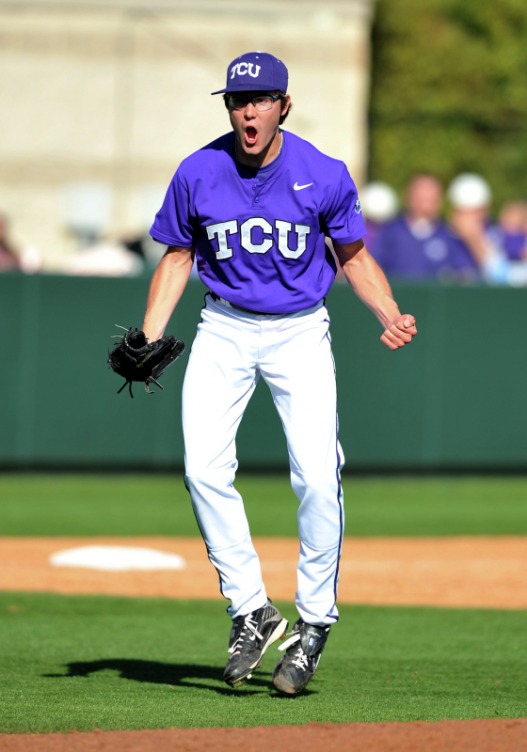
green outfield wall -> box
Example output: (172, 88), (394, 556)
(2, 273), (526, 471)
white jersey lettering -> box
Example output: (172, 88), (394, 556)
(241, 217), (273, 254)
(276, 220), (310, 259)
(207, 220), (238, 259)
(208, 218), (311, 260)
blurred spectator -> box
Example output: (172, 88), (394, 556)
(0, 211), (44, 273)
(371, 174), (477, 281)
(121, 231), (167, 269)
(122, 231), (201, 278)
(360, 181), (399, 255)
(497, 200), (527, 262)
(446, 172), (499, 271)
(60, 235), (145, 276)
(446, 173), (527, 285)
(0, 212), (21, 272)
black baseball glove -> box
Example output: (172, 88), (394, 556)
(108, 326), (185, 397)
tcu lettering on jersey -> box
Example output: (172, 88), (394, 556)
(207, 218), (311, 260)
(229, 62), (261, 80)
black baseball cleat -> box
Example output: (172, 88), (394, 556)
(223, 600), (288, 686)
(272, 619), (331, 695)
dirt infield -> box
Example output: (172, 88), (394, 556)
(2, 535), (526, 751)
(1, 535), (526, 609)
(1, 719), (527, 752)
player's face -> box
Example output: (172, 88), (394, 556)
(228, 91), (291, 168)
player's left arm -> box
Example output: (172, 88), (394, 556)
(333, 239), (417, 350)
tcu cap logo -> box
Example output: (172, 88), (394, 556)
(211, 51), (288, 95)
(230, 62), (261, 80)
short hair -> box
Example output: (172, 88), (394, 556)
(279, 95), (291, 124)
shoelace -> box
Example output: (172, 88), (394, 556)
(278, 630), (301, 653)
(290, 646), (309, 670)
(228, 616), (264, 655)
(278, 631), (310, 669)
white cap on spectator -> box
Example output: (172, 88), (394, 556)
(360, 182), (399, 223)
(447, 173), (492, 209)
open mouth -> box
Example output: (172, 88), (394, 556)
(244, 126), (258, 146)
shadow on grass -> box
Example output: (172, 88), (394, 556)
(43, 658), (275, 696)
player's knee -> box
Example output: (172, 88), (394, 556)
(184, 466), (236, 497)
(292, 471), (340, 504)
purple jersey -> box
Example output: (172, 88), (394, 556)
(497, 229), (527, 261)
(150, 130), (365, 313)
(372, 215), (479, 281)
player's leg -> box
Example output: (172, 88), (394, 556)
(261, 305), (343, 693)
(261, 304), (344, 627)
(182, 300), (266, 618)
(183, 299), (288, 686)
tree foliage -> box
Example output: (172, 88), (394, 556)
(369, 0), (527, 210)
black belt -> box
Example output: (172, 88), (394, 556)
(209, 292), (275, 316)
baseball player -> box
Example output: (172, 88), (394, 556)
(142, 51), (417, 695)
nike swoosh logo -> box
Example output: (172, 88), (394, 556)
(293, 182), (313, 191)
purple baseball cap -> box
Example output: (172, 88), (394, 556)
(211, 51), (288, 95)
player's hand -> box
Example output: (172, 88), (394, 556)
(380, 314), (417, 350)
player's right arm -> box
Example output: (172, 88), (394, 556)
(142, 245), (194, 342)
(334, 239), (417, 350)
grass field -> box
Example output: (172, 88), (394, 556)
(0, 473), (526, 733)
(1, 595), (526, 733)
(1, 473), (527, 536)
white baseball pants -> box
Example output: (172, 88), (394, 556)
(182, 295), (344, 625)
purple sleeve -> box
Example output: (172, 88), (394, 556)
(323, 164), (366, 244)
(149, 171), (194, 248)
